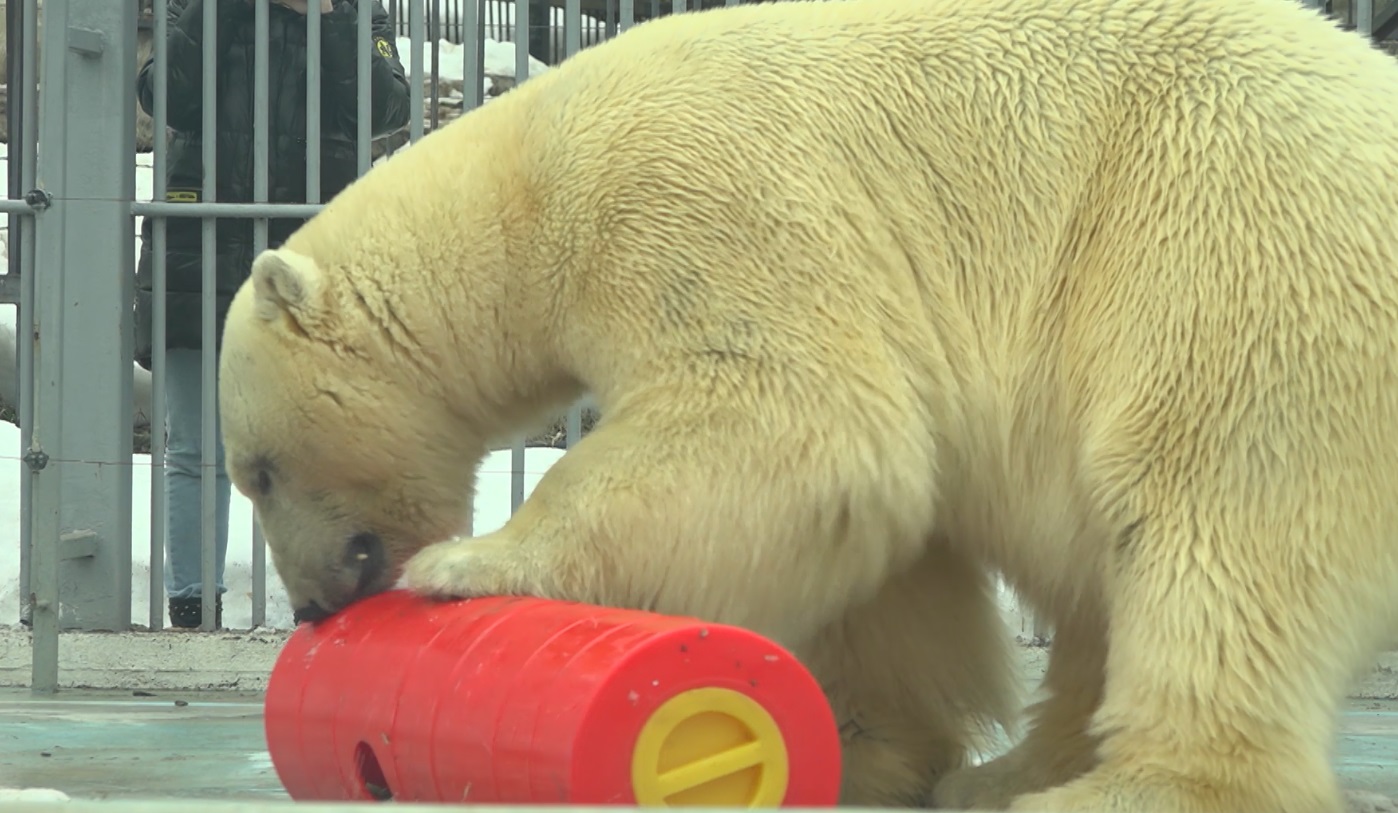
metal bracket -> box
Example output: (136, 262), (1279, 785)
(59, 530), (99, 561)
(22, 447), (49, 471)
(24, 188), (51, 211)
(67, 26), (106, 58)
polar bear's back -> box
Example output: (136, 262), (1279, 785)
(486, 0), (1398, 553)
(308, 0), (1398, 529)
(525, 0), (1398, 302)
(518, 0), (1398, 357)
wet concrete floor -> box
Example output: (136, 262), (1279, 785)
(1, 688), (1396, 802)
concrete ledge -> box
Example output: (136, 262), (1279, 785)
(3, 625), (1398, 698)
(0, 804), (923, 812)
(1, 796), (1394, 813)
(1, 798), (1393, 813)
(0, 627), (291, 692)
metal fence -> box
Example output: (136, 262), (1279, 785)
(3, 0), (741, 694)
(3, 0), (1387, 694)
(384, 0), (613, 61)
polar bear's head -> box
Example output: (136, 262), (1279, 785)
(218, 247), (491, 624)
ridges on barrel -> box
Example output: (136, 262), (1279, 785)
(264, 590), (842, 807)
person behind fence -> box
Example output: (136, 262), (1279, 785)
(133, 0), (413, 629)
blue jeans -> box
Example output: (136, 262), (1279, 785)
(162, 348), (231, 600)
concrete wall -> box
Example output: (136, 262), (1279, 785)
(3, 624), (1397, 698)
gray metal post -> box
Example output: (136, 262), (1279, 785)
(1356, 0), (1375, 36)
(31, 0), (138, 645)
(147, 0), (169, 632)
(509, 0), (531, 519)
(462, 0), (483, 112)
(514, 0), (529, 85)
(14, 0), (39, 633)
(9, 0), (33, 627)
(408, 0), (425, 143)
(357, 0), (372, 175)
(250, 0), (270, 630)
(1032, 611), (1052, 644)
(198, 0), (219, 633)
(28, 0), (73, 692)
(511, 439), (526, 514)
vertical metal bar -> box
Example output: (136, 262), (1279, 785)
(5, 0), (19, 275)
(621, 0), (635, 33)
(10, 0), (30, 627)
(463, 0), (483, 111)
(15, 0), (37, 637)
(508, 0), (532, 521)
(1356, 0), (1375, 35)
(30, 0), (74, 693)
(109, 0), (140, 636)
(510, 438), (526, 514)
(428, 0), (440, 130)
(149, 0), (171, 631)
(409, 0), (424, 143)
(307, 1), (323, 203)
(565, 0), (581, 58)
(358, 0), (372, 173)
(199, 0), (219, 632)
(565, 405), (582, 448)
(529, 0), (548, 65)
(514, 0), (530, 86)
(250, 0), (271, 630)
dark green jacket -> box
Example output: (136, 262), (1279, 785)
(134, 0), (412, 369)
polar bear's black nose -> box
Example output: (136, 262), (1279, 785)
(347, 531), (387, 596)
(293, 602), (333, 625)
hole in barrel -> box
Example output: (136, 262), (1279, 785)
(355, 741), (393, 802)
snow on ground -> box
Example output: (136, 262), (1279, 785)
(397, 34), (550, 100)
(409, 0), (605, 28)
(402, 0), (609, 47)
(0, 788), (70, 802)
(0, 417), (565, 631)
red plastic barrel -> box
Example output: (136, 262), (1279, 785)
(264, 589), (842, 806)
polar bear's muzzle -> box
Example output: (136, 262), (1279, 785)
(290, 530), (391, 624)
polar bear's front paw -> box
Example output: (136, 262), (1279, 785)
(400, 534), (548, 601)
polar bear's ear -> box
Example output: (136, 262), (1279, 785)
(251, 249), (323, 324)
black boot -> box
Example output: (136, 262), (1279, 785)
(168, 596), (222, 629)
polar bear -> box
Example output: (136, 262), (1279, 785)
(218, 0), (1398, 809)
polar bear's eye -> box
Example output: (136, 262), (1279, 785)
(257, 469), (272, 496)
